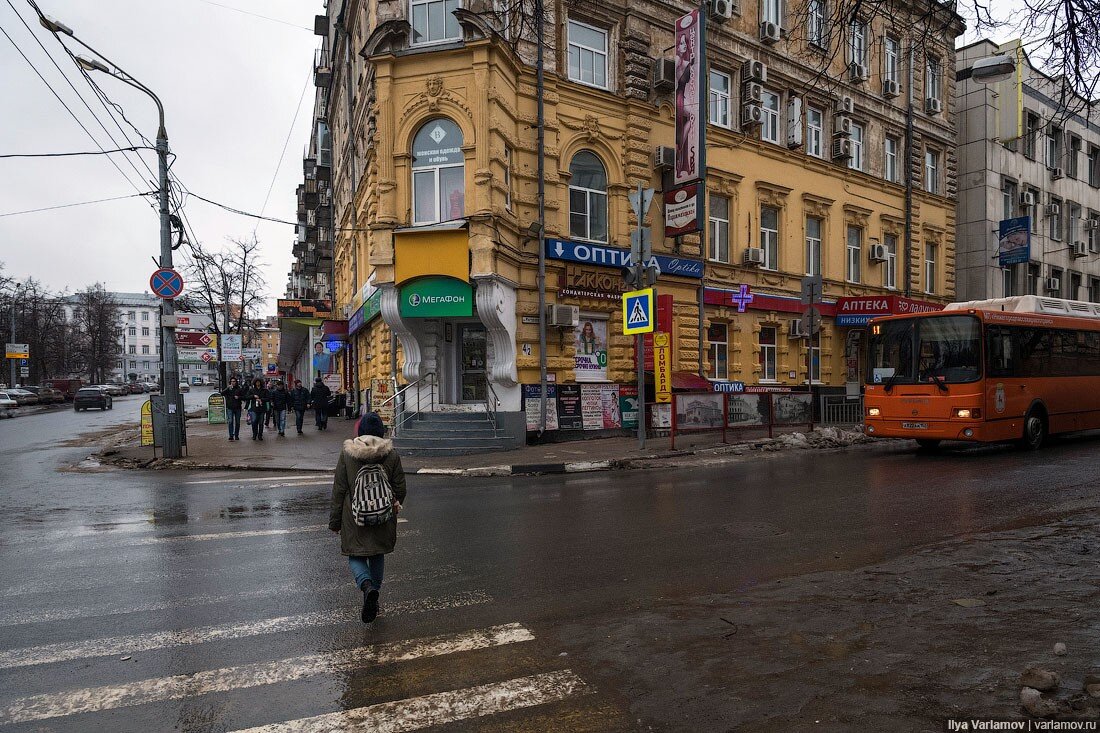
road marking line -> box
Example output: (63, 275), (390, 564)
(0, 624), (534, 725)
(0, 591), (492, 670)
(119, 525), (328, 546)
(231, 670), (590, 733)
(185, 475), (330, 484)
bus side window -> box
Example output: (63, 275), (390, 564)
(987, 326), (1015, 377)
(1016, 328), (1051, 378)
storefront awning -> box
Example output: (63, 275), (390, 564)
(642, 371), (713, 391)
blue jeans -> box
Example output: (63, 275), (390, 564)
(349, 555), (384, 592)
(274, 409), (287, 432)
(227, 408), (241, 438)
(294, 408), (305, 432)
(250, 410), (266, 438)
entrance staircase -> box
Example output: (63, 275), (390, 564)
(393, 411), (513, 456)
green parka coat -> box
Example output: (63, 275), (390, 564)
(328, 435), (407, 556)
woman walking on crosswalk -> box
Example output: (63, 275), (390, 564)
(329, 412), (407, 623)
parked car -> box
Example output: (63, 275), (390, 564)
(0, 391), (18, 416)
(45, 378), (85, 401)
(6, 389), (39, 406)
(178, 382), (190, 393)
(23, 386), (64, 403)
(105, 384), (128, 396)
(142, 382), (160, 393)
(74, 387), (112, 411)
(127, 382), (145, 394)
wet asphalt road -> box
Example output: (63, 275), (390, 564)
(1, 399), (1099, 731)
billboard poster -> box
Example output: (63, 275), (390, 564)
(619, 385), (639, 429)
(523, 384), (559, 431)
(370, 378), (394, 426)
(574, 317), (608, 382)
(221, 334), (242, 363)
(664, 182), (705, 237)
(277, 299), (333, 319)
(727, 393), (768, 427)
(675, 393), (724, 429)
(580, 385), (604, 430)
(674, 8), (706, 185)
(312, 340), (333, 374)
(556, 384), (584, 430)
(998, 216), (1031, 267)
(600, 385), (621, 428)
(774, 393), (813, 424)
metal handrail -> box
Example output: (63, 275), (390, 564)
(379, 372), (435, 437)
(484, 376), (500, 432)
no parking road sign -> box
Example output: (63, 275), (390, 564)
(150, 268), (184, 299)
(623, 288), (655, 335)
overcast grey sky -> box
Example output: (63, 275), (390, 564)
(0, 0), (322, 314)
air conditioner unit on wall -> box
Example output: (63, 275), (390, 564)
(546, 304), (579, 328)
(848, 63), (868, 82)
(652, 58), (675, 92)
(741, 81), (763, 104)
(708, 0), (736, 21)
(744, 247), (765, 266)
(1046, 277), (1061, 292)
(654, 146), (675, 169)
(883, 79), (900, 98)
(1086, 219), (1100, 231)
(869, 243), (888, 262)
(831, 137), (853, 160)
(833, 114), (852, 137)
(1020, 191), (1036, 207)
(925, 97), (943, 115)
(1046, 203), (1061, 217)
(741, 59), (767, 83)
(759, 21), (780, 43)
(788, 319), (805, 338)
(1073, 241), (1088, 258)
(1050, 167), (1064, 181)
(741, 104), (764, 127)
(835, 95), (854, 115)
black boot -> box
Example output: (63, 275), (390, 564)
(361, 587), (379, 623)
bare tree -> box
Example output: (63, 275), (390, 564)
(0, 272), (73, 384)
(70, 284), (120, 384)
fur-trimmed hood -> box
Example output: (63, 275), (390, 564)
(342, 435), (394, 462)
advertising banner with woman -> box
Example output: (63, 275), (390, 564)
(574, 317), (609, 382)
(674, 8), (706, 185)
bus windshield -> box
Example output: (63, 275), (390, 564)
(869, 315), (982, 386)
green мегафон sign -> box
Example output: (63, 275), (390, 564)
(399, 277), (473, 318)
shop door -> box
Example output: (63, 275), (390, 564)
(458, 325), (487, 402)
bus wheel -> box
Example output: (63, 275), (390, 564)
(1018, 409), (1047, 451)
(916, 439), (941, 451)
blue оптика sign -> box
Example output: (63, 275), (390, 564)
(712, 381), (746, 393)
(546, 238), (704, 279)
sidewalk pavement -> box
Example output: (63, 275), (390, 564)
(97, 412), (871, 476)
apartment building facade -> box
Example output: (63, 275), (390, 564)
(956, 39), (1100, 303)
(301, 0), (964, 442)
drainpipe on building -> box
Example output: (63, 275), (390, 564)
(903, 43), (914, 298)
(535, 0), (548, 434)
(341, 17), (361, 413)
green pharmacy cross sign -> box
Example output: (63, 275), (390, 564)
(399, 277), (473, 318)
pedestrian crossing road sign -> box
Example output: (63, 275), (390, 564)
(623, 288), (655, 335)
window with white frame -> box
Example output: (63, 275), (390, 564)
(884, 36), (900, 83)
(141, 311), (149, 321)
(708, 195), (730, 263)
(128, 326), (136, 337)
(761, 89), (781, 144)
(1028, 263), (1040, 295)
(1090, 212), (1100, 253)
(925, 243), (937, 294)
(708, 322), (728, 380)
(410, 0), (461, 45)
(709, 70), (731, 128)
(849, 122), (864, 170)
(1003, 266), (1017, 296)
(128, 311), (136, 320)
(884, 136), (899, 182)
(1068, 136), (1081, 178)
(567, 20), (609, 89)
(568, 151), (608, 242)
(1046, 125), (1062, 170)
(925, 55), (941, 102)
(1049, 266), (1063, 297)
(846, 225), (862, 283)
(128, 345), (136, 355)
(807, 0), (826, 47)
(761, 0), (782, 27)
(760, 205), (779, 270)
(1002, 178), (1017, 220)
(141, 345), (150, 355)
(1089, 276), (1100, 303)
(1068, 202), (1081, 243)
(924, 148), (940, 194)
(884, 233), (897, 289)
(141, 327), (149, 336)
(805, 216), (822, 276)
(849, 19), (868, 66)
(806, 106), (824, 158)
(759, 326), (777, 381)
(412, 118), (465, 225)
(1026, 187), (1040, 233)
(130, 360), (136, 369)
(1049, 196), (1063, 240)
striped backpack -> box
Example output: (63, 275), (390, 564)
(351, 463), (394, 526)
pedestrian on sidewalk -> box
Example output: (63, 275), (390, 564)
(329, 412), (406, 624)
(221, 377), (245, 441)
(290, 379), (309, 435)
(310, 377), (331, 431)
(270, 380), (290, 437)
(245, 377), (270, 441)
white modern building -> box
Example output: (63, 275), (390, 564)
(956, 39), (1100, 302)
(114, 292), (163, 383)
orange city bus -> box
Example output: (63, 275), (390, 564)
(863, 295), (1100, 450)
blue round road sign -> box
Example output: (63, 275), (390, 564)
(150, 268), (184, 299)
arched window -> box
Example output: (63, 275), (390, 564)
(568, 151), (608, 242)
(412, 119), (464, 225)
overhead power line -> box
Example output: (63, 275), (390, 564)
(254, 65), (313, 235)
(0, 192), (153, 218)
(183, 190), (372, 233)
(0, 146), (157, 158)
(188, 0), (313, 31)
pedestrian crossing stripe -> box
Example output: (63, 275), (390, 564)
(622, 288), (655, 335)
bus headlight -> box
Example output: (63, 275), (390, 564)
(954, 408), (980, 419)
(867, 407), (880, 417)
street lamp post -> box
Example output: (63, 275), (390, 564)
(8, 283), (23, 388)
(40, 15), (183, 457)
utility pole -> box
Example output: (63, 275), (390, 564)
(535, 0), (548, 434)
(8, 284), (20, 388)
(627, 183), (656, 450)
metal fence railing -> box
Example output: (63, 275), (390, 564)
(820, 394), (863, 425)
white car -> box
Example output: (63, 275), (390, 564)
(0, 391), (17, 417)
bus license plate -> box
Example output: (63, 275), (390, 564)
(902, 422), (928, 430)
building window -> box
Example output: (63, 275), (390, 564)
(807, 0), (826, 47)
(141, 345), (150, 355)
(1049, 197), (1063, 240)
(1003, 266), (1017, 297)
(1027, 263), (1040, 295)
(1068, 136), (1081, 178)
(848, 19), (867, 67)
(410, 0), (461, 45)
(1088, 145), (1100, 187)
(1089, 277), (1100, 303)
(141, 327), (150, 337)
(884, 136), (899, 182)
(1002, 178), (1017, 220)
(128, 345), (136, 355)
(1046, 125), (1062, 170)
(1070, 272), (1082, 300)
(806, 106), (824, 158)
(761, 0), (782, 26)
(884, 233), (898, 290)
(759, 326), (777, 381)
(143, 361), (150, 370)
(924, 148), (940, 194)
(128, 326), (136, 337)
(708, 195), (730, 263)
(1089, 212), (1100, 253)
(568, 151), (608, 243)
(924, 55), (941, 104)
(503, 145), (513, 211)
(1024, 112), (1039, 159)
(1068, 203), (1081, 244)
(884, 36), (900, 84)
(567, 20), (608, 89)
(760, 90), (781, 144)
(846, 225), (862, 283)
(708, 323), (728, 380)
(849, 122), (864, 171)
(807, 346), (821, 383)
(411, 118), (465, 226)
(709, 70), (731, 128)
(1049, 267), (1063, 297)
(760, 205), (779, 270)
(805, 216), (822, 276)
(1026, 188), (1040, 233)
(130, 360), (137, 369)
(141, 311), (149, 321)
(128, 311), (136, 321)
(924, 244), (937, 294)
